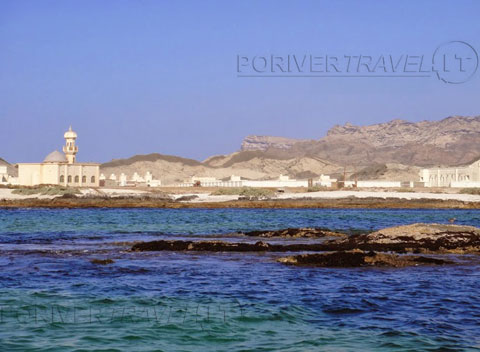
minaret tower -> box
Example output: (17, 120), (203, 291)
(63, 126), (78, 164)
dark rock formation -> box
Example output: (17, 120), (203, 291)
(131, 223), (480, 255)
(278, 251), (452, 267)
(130, 240), (337, 252)
(242, 227), (346, 238)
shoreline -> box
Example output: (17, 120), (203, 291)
(1, 196), (480, 209)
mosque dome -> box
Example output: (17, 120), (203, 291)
(43, 150), (67, 163)
(64, 126), (77, 139)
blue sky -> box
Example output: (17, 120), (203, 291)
(0, 0), (479, 163)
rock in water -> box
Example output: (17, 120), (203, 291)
(131, 224), (480, 254)
(330, 223), (480, 253)
(242, 227), (347, 238)
(131, 240), (274, 252)
(90, 258), (115, 265)
(278, 251), (452, 268)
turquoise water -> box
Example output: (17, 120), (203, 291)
(0, 208), (479, 351)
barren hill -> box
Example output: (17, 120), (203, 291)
(101, 152), (342, 184)
(100, 115), (480, 184)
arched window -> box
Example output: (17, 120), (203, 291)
(91, 176), (95, 183)
(60, 175), (65, 183)
(82, 176), (86, 183)
(67, 175), (72, 183)
(74, 176), (79, 183)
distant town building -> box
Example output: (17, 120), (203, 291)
(179, 175), (243, 187)
(0, 165), (18, 185)
(420, 160), (480, 188)
(145, 171), (162, 187)
(0, 166), (9, 185)
(104, 171), (161, 187)
(314, 174), (337, 187)
(16, 127), (100, 187)
(119, 173), (128, 187)
(175, 174), (334, 188)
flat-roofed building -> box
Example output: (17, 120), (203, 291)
(420, 160), (480, 187)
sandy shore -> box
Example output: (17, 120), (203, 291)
(185, 190), (480, 203)
(1, 188), (480, 208)
(0, 189), (56, 200)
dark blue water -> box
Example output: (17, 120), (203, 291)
(0, 208), (479, 351)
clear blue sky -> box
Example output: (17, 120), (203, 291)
(1, 0), (479, 163)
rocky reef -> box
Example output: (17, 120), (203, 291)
(242, 227), (347, 238)
(277, 251), (452, 268)
(130, 223), (480, 267)
(131, 240), (326, 252)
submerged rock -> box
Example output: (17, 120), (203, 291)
(278, 251), (453, 268)
(131, 239), (333, 252)
(132, 240), (275, 252)
(242, 227), (347, 238)
(90, 258), (115, 265)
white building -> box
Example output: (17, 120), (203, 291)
(420, 160), (480, 187)
(0, 166), (9, 185)
(145, 171), (162, 187)
(16, 127), (100, 187)
(131, 172), (145, 183)
(314, 174), (337, 187)
(242, 175), (309, 188)
(107, 171), (162, 187)
(177, 175), (243, 187)
(175, 174), (332, 188)
(119, 173), (128, 187)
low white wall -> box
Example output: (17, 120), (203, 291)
(242, 180), (308, 188)
(451, 181), (480, 188)
(356, 181), (402, 188)
(195, 181), (243, 187)
(173, 180), (309, 188)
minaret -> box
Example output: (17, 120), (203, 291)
(63, 126), (78, 164)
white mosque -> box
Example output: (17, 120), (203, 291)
(17, 127), (100, 187)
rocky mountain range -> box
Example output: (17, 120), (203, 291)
(240, 116), (480, 167)
(101, 115), (480, 184)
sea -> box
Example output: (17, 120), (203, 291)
(0, 208), (479, 351)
